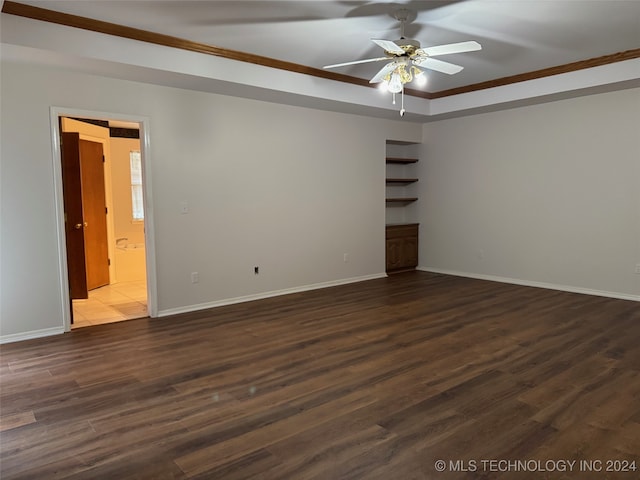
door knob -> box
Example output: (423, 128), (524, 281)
(74, 223), (82, 230)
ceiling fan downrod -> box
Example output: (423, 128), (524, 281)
(392, 8), (417, 38)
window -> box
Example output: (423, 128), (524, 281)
(130, 151), (144, 221)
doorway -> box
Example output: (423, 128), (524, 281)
(53, 111), (156, 330)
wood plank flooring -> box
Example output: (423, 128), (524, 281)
(1, 272), (639, 479)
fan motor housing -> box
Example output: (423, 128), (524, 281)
(391, 38), (420, 56)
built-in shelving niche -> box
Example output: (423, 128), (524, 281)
(385, 140), (421, 274)
(385, 140), (421, 226)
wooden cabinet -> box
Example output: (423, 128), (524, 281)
(386, 223), (418, 273)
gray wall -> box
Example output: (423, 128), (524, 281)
(419, 88), (640, 299)
(0, 60), (421, 340)
(2, 58), (637, 342)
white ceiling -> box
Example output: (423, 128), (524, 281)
(2, 1), (640, 121)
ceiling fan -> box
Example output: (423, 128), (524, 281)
(323, 8), (481, 115)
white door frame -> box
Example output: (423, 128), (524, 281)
(50, 106), (158, 331)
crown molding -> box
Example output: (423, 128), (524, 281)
(431, 49), (640, 99)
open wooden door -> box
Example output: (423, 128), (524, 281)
(61, 132), (110, 300)
(80, 139), (110, 290)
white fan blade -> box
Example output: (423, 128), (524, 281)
(412, 57), (463, 75)
(369, 62), (398, 83)
(421, 41), (481, 57)
(323, 56), (389, 69)
(371, 39), (405, 55)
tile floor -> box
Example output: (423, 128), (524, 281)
(72, 280), (148, 328)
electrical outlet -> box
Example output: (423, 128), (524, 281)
(254, 266), (259, 275)
(635, 264), (640, 274)
(191, 271), (199, 283)
(180, 201), (189, 214)
(343, 253), (349, 263)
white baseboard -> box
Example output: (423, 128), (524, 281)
(418, 267), (640, 302)
(0, 326), (65, 345)
(158, 273), (387, 317)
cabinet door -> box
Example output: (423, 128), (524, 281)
(386, 238), (403, 271)
(402, 236), (418, 268)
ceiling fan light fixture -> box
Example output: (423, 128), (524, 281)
(323, 7), (481, 117)
(413, 67), (427, 86)
(387, 71), (403, 93)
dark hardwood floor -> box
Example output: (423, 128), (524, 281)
(1, 272), (639, 479)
